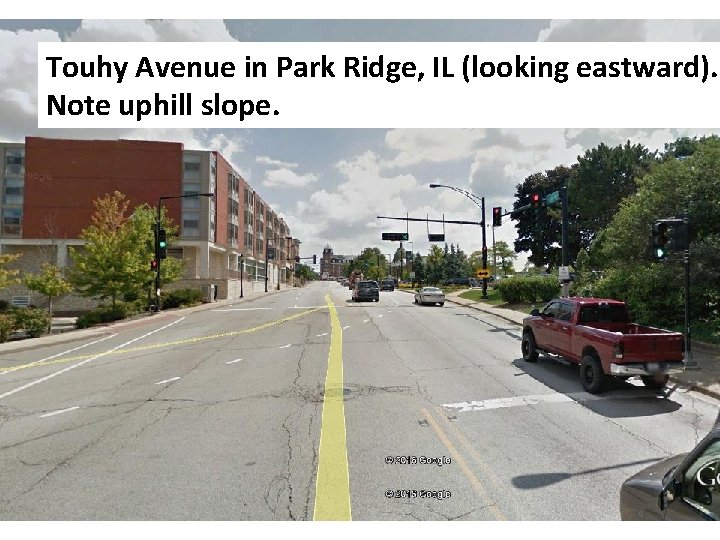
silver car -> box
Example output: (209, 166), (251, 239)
(414, 287), (445, 306)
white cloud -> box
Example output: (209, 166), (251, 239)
(537, 19), (720, 42)
(264, 168), (318, 188)
(256, 155), (298, 169)
(68, 19), (236, 42)
(383, 129), (486, 167)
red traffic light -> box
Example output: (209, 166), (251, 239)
(531, 193), (540, 205)
(151, 259), (158, 269)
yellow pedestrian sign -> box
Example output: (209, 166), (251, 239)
(476, 269), (491, 279)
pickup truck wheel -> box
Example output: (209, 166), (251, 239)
(641, 374), (669, 391)
(521, 331), (539, 362)
(580, 355), (605, 394)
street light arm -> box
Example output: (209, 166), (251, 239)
(429, 183), (483, 211)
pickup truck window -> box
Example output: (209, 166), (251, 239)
(558, 302), (573, 322)
(578, 304), (630, 324)
(542, 301), (561, 318)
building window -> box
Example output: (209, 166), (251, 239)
(4, 148), (24, 176)
(182, 182), (201, 208)
(244, 231), (254, 249)
(182, 210), (200, 237)
(3, 178), (24, 205)
(2, 207), (22, 235)
(183, 155), (201, 181)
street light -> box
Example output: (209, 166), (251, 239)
(156, 192), (214, 311)
(429, 183), (488, 298)
(239, 253), (244, 298)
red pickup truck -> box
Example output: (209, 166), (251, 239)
(521, 298), (685, 394)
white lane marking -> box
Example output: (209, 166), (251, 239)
(40, 406), (80, 418)
(0, 333), (118, 378)
(377, 314), (383, 318)
(213, 307), (272, 311)
(342, 325), (350, 330)
(387, 310), (393, 313)
(444, 390), (668, 413)
(226, 359), (243, 364)
(316, 333), (328, 337)
(155, 376), (181, 385)
(294, 304), (298, 308)
(363, 319), (369, 323)
(0, 317), (185, 401)
(278, 344), (292, 349)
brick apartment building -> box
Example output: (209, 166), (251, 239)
(319, 245), (352, 279)
(0, 137), (300, 311)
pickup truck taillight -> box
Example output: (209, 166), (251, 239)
(613, 342), (624, 359)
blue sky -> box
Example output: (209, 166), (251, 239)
(2, 19), (719, 270)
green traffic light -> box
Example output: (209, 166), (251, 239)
(656, 248), (665, 259)
(159, 241), (167, 248)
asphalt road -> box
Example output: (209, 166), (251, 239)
(0, 281), (718, 520)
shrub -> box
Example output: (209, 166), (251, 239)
(162, 288), (202, 309)
(76, 311), (102, 329)
(14, 308), (52, 338)
(0, 313), (15, 342)
(495, 275), (560, 304)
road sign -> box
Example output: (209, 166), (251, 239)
(545, 191), (561, 206)
(382, 232), (409, 241)
(476, 269), (491, 279)
(559, 266), (570, 280)
(428, 233), (445, 242)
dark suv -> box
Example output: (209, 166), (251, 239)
(380, 278), (395, 291)
(353, 280), (380, 302)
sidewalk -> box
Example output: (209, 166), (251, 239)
(0, 285), (295, 355)
(444, 290), (720, 401)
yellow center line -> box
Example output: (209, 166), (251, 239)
(434, 405), (503, 489)
(421, 408), (506, 521)
(313, 294), (352, 520)
(0, 307), (324, 375)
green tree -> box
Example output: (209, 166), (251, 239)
(569, 141), (657, 245)
(491, 240), (517, 277)
(425, 245), (445, 285)
(69, 192), (147, 307)
(23, 263), (72, 315)
(594, 137), (720, 324)
(0, 253), (21, 290)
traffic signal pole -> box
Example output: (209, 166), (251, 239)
(560, 185), (570, 298)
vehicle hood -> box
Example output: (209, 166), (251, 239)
(624, 454), (687, 488)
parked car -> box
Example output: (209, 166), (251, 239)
(621, 425), (720, 520)
(521, 298), (685, 394)
(414, 287), (445, 306)
(380, 278), (395, 291)
(353, 280), (380, 302)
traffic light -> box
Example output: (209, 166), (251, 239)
(531, 193), (541, 209)
(295, 256), (300, 263)
(651, 221), (669, 260)
(157, 229), (167, 259)
(492, 207), (502, 227)
(151, 259), (158, 270)
(313, 254), (317, 264)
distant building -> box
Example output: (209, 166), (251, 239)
(319, 245), (350, 279)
